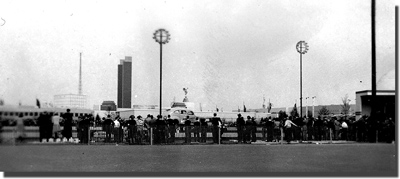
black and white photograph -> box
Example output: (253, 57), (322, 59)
(0, 0), (397, 177)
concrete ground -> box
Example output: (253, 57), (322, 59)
(0, 143), (396, 177)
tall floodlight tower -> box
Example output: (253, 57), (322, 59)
(153, 29), (171, 116)
(296, 41), (309, 119)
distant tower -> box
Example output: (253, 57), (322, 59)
(79, 52), (82, 95)
(117, 56), (132, 108)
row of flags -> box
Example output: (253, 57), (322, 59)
(238, 101), (272, 113)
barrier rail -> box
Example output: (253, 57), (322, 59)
(0, 125), (393, 144)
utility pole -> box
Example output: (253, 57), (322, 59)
(371, 0), (376, 118)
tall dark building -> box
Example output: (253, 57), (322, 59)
(117, 56), (132, 108)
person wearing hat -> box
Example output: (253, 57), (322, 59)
(154, 115), (162, 144)
(236, 113), (245, 143)
(200, 117), (208, 143)
(126, 115), (137, 145)
(251, 117), (257, 142)
(113, 117), (121, 144)
(266, 117), (274, 142)
(166, 115), (175, 144)
(136, 115), (144, 144)
(62, 109), (73, 142)
(193, 117), (200, 142)
(211, 113), (222, 144)
(244, 116), (252, 143)
(103, 115), (114, 143)
(184, 116), (192, 144)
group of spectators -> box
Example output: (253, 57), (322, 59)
(1, 109), (394, 145)
(36, 109), (83, 142)
(7, 108), (93, 143)
(246, 114), (395, 144)
(96, 113), (224, 145)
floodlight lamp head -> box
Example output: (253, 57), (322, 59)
(296, 41), (309, 54)
(153, 28), (171, 44)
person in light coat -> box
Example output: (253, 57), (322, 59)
(284, 117), (298, 143)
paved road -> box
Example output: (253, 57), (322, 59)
(0, 143), (396, 176)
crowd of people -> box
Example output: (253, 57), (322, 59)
(251, 114), (396, 144)
(97, 113), (223, 145)
(0, 109), (395, 145)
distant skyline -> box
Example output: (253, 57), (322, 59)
(0, 0), (396, 111)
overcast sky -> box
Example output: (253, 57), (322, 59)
(0, 0), (396, 111)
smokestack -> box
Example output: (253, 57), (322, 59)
(79, 52), (82, 95)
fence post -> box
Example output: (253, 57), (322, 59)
(329, 128), (332, 144)
(218, 126), (221, 145)
(356, 131), (358, 142)
(376, 130), (378, 143)
(88, 126), (90, 145)
(280, 127), (283, 145)
(150, 127), (153, 146)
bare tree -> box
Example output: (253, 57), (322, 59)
(341, 94), (351, 115)
(318, 106), (330, 116)
(290, 104), (299, 117)
(278, 110), (288, 119)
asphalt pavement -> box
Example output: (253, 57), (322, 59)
(0, 142), (396, 177)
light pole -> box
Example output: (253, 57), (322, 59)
(305, 97), (309, 118)
(312, 96), (316, 118)
(296, 41), (309, 119)
(153, 29), (171, 116)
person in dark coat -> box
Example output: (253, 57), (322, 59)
(307, 117), (314, 141)
(294, 117), (304, 141)
(193, 118), (200, 142)
(260, 117), (267, 141)
(200, 118), (208, 143)
(103, 115), (114, 143)
(184, 116), (192, 144)
(166, 115), (175, 143)
(46, 112), (54, 142)
(266, 117), (274, 142)
(236, 114), (245, 143)
(62, 109), (73, 142)
(37, 112), (46, 142)
(313, 116), (323, 141)
(251, 117), (257, 142)
(245, 116), (252, 143)
(327, 117), (335, 140)
(76, 116), (83, 143)
(211, 113), (222, 144)
(384, 117), (395, 143)
(126, 115), (137, 144)
(156, 115), (167, 144)
(356, 116), (367, 142)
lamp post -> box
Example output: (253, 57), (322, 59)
(312, 96), (316, 118)
(305, 97), (309, 118)
(153, 29), (171, 116)
(296, 41), (309, 119)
